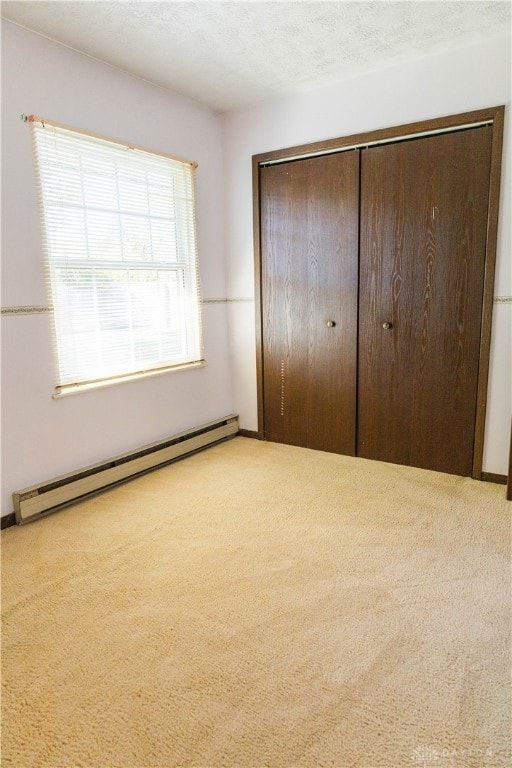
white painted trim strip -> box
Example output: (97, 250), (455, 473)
(202, 297), (254, 304)
(1, 305), (53, 315)
(1, 300), (255, 314)
(3, 296), (508, 315)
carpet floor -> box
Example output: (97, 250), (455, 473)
(1, 437), (510, 768)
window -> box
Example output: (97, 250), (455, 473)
(30, 117), (203, 394)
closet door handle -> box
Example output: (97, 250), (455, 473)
(382, 322), (393, 330)
(326, 320), (336, 328)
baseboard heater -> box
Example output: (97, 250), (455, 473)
(13, 414), (239, 524)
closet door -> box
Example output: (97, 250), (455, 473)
(357, 127), (493, 476)
(260, 152), (359, 454)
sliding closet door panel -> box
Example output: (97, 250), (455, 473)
(261, 152), (359, 454)
(358, 127), (492, 475)
(261, 161), (308, 449)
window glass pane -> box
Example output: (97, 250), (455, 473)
(47, 207), (88, 260)
(53, 268), (96, 333)
(118, 164), (149, 214)
(82, 156), (118, 210)
(151, 219), (177, 262)
(121, 215), (152, 261)
(85, 211), (122, 260)
(148, 173), (175, 217)
(97, 270), (129, 330)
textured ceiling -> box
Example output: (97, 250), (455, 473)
(2, 1), (510, 112)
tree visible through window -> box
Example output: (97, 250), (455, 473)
(30, 117), (203, 393)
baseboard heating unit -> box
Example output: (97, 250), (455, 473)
(13, 415), (239, 524)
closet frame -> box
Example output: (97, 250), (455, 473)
(252, 106), (505, 479)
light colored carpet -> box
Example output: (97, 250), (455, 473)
(1, 437), (510, 768)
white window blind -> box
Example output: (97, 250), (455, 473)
(30, 118), (203, 392)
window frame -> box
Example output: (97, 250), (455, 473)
(30, 115), (204, 396)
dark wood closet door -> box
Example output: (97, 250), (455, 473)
(358, 127), (493, 476)
(260, 152), (359, 454)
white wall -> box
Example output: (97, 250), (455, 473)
(1, 21), (234, 516)
(223, 33), (512, 476)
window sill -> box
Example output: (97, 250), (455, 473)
(52, 360), (207, 399)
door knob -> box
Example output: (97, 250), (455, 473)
(382, 322), (393, 330)
(326, 320), (336, 328)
